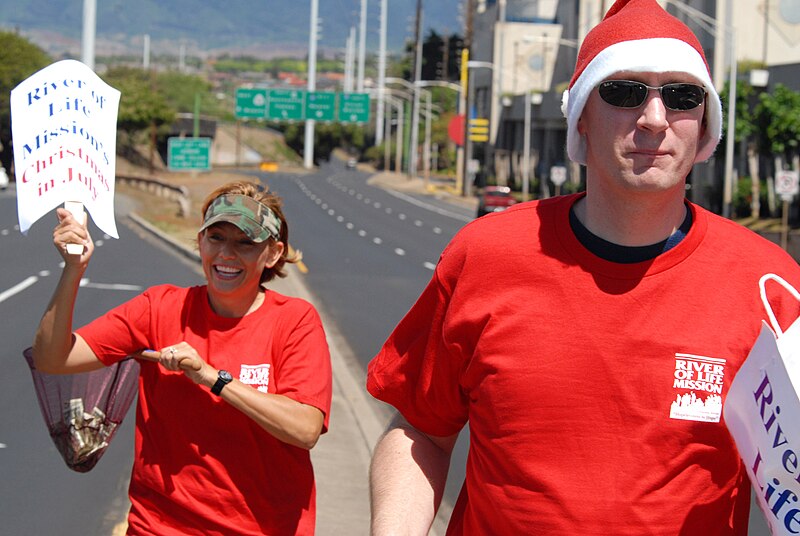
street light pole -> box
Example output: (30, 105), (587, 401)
(415, 80), (459, 188)
(375, 0), (388, 145)
(357, 0), (367, 92)
(377, 88), (414, 174)
(410, 0), (424, 178)
(81, 0), (96, 70)
(303, 0), (319, 170)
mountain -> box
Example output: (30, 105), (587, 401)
(0, 0), (463, 58)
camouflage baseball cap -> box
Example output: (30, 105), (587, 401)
(199, 194), (281, 243)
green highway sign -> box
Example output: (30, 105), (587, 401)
(338, 93), (370, 123)
(306, 91), (337, 122)
(267, 89), (306, 121)
(235, 88), (268, 119)
(168, 137), (212, 171)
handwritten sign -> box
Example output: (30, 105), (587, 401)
(11, 60), (121, 237)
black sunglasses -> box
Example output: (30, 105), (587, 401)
(598, 80), (707, 111)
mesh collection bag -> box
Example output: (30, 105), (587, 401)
(23, 348), (141, 473)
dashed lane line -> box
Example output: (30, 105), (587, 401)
(296, 178), (442, 272)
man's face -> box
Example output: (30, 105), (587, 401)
(578, 71), (706, 196)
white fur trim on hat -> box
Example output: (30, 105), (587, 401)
(562, 37), (722, 165)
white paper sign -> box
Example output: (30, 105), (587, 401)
(11, 59), (121, 237)
(724, 274), (800, 535)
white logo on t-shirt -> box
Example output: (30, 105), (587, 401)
(239, 364), (271, 393)
(669, 353), (726, 422)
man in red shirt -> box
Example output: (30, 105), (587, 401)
(367, 0), (800, 534)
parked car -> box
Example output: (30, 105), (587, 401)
(346, 158), (357, 169)
(0, 166), (8, 190)
(476, 186), (516, 217)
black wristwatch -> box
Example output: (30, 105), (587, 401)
(211, 370), (233, 395)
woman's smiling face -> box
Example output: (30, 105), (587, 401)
(198, 222), (283, 308)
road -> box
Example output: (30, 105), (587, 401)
(0, 187), (203, 535)
(251, 162), (473, 368)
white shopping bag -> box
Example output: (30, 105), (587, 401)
(724, 274), (800, 535)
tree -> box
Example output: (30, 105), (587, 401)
(720, 75), (800, 218)
(755, 84), (800, 162)
(0, 31), (51, 174)
(101, 67), (175, 149)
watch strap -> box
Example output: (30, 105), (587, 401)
(211, 370), (232, 395)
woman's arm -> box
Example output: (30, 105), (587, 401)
(369, 413), (457, 535)
(32, 209), (103, 374)
(160, 342), (325, 449)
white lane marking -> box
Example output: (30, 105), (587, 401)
(433, 227), (442, 234)
(95, 240), (104, 247)
(336, 216), (344, 223)
(386, 208), (393, 214)
(328, 209), (335, 216)
(424, 262), (437, 270)
(394, 248), (405, 256)
(374, 202), (382, 208)
(1, 229), (9, 236)
(81, 282), (144, 291)
(398, 214), (407, 220)
(321, 203), (328, 209)
(373, 237), (383, 244)
(358, 230), (367, 237)
(0, 443), (6, 449)
(414, 220), (423, 227)
(384, 189), (472, 222)
(346, 223), (354, 230)
(38, 270), (50, 277)
(0, 276), (38, 304)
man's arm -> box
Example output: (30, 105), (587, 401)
(370, 413), (458, 535)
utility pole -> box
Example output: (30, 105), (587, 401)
(81, 0), (96, 70)
(442, 33), (450, 80)
(143, 34), (151, 70)
(304, 0), (319, 170)
(464, 0), (474, 49)
(344, 27), (356, 93)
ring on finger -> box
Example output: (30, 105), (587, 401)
(168, 347), (177, 358)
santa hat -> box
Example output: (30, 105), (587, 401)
(561, 0), (722, 165)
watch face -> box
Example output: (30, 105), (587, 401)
(219, 370), (233, 382)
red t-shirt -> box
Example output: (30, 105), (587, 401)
(78, 284), (332, 536)
(368, 194), (800, 535)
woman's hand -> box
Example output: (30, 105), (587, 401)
(158, 342), (215, 387)
(54, 208), (94, 266)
